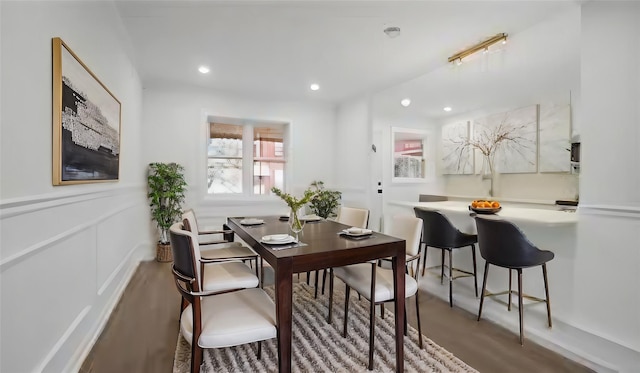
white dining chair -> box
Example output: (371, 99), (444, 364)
(329, 214), (424, 370)
(311, 206), (370, 297)
(169, 223), (277, 373)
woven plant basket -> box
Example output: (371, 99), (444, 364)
(156, 243), (173, 262)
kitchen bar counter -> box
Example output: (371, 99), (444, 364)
(386, 199), (580, 364)
(390, 200), (577, 232)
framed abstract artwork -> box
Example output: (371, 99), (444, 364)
(52, 37), (121, 185)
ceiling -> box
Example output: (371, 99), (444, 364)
(116, 1), (580, 113)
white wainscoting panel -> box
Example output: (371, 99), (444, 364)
(0, 187), (150, 373)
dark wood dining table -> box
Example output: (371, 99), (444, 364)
(226, 216), (406, 373)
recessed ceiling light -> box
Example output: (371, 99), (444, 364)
(443, 106), (452, 112)
(400, 98), (411, 107)
(198, 66), (210, 74)
(310, 83), (320, 91)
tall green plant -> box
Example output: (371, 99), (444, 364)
(147, 163), (187, 244)
(309, 181), (341, 219)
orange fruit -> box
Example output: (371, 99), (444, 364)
(483, 202), (492, 208)
(491, 201), (500, 208)
(471, 201), (478, 208)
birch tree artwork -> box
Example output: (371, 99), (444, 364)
(441, 121), (474, 174)
(472, 105), (538, 174)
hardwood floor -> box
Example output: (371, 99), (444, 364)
(81, 261), (593, 373)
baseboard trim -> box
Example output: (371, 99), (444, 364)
(418, 276), (639, 372)
(34, 306), (92, 373)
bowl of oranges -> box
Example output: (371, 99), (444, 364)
(469, 200), (501, 214)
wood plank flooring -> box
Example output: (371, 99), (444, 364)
(81, 261), (593, 373)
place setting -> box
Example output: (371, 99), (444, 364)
(260, 233), (307, 250)
(339, 226), (374, 240)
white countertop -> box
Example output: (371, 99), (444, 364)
(390, 200), (578, 226)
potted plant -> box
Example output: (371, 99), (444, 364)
(308, 181), (341, 219)
(147, 162), (187, 262)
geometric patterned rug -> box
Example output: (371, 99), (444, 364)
(173, 282), (478, 372)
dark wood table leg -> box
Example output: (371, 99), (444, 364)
(275, 258), (293, 373)
(393, 251), (405, 372)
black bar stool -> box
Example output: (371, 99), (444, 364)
(474, 216), (554, 345)
(414, 208), (478, 307)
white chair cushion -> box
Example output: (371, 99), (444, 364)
(333, 263), (418, 303)
(202, 261), (259, 292)
(200, 244), (256, 260)
(180, 288), (277, 348)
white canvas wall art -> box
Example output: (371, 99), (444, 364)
(441, 121), (474, 174)
(473, 105), (538, 174)
(539, 103), (571, 172)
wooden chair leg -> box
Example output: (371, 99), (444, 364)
(260, 257), (264, 289)
(369, 298), (375, 370)
(421, 244), (428, 277)
(543, 263), (553, 328)
(518, 268), (524, 345)
(380, 303), (385, 319)
(321, 268), (328, 295)
(415, 291), (423, 349)
(328, 269), (334, 324)
(343, 285), (351, 338)
(404, 304), (408, 336)
(191, 343), (203, 373)
(471, 244), (478, 297)
(314, 270), (319, 298)
(508, 269), (513, 311)
(477, 262), (490, 321)
(306, 271), (310, 285)
(257, 341), (262, 359)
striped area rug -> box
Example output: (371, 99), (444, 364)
(173, 282), (478, 373)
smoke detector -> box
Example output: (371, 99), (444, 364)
(384, 26), (401, 38)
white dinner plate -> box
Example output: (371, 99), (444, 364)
(240, 218), (264, 225)
(261, 235), (296, 245)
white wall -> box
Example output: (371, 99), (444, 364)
(571, 1), (640, 361)
(141, 84), (336, 224)
(333, 97), (372, 211)
(0, 1), (148, 372)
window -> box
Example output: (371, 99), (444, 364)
(208, 120), (286, 195)
(391, 127), (430, 183)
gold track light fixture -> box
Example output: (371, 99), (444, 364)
(447, 33), (508, 65)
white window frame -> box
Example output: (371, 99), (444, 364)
(202, 113), (290, 202)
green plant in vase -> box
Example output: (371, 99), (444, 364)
(308, 181), (341, 219)
(271, 187), (316, 239)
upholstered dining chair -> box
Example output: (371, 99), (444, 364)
(328, 214), (423, 370)
(311, 206), (370, 297)
(169, 223), (277, 373)
(182, 209), (259, 277)
(475, 216), (554, 345)
(170, 222), (260, 313)
(413, 207), (478, 307)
